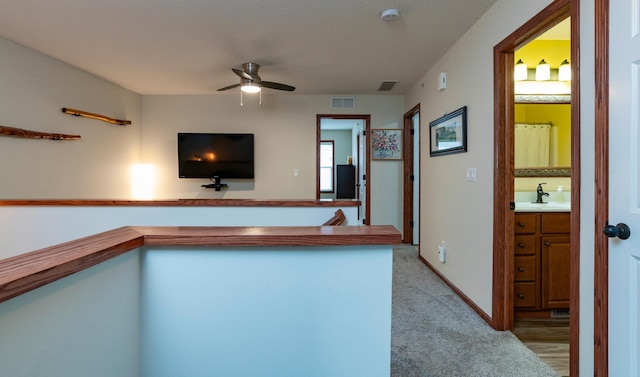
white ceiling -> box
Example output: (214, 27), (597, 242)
(0, 0), (498, 95)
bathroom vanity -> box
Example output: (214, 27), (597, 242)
(513, 209), (570, 315)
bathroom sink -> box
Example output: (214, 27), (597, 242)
(515, 201), (571, 212)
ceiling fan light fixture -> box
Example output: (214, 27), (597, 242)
(241, 80), (261, 93)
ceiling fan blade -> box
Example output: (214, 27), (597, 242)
(232, 68), (253, 80)
(261, 81), (296, 91)
(217, 83), (241, 91)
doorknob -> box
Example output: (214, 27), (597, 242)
(603, 222), (631, 240)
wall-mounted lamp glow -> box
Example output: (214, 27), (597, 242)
(514, 59), (528, 81)
(131, 164), (155, 200)
(558, 59), (571, 81)
(535, 59), (550, 81)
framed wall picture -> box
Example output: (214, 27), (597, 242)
(429, 106), (467, 157)
(372, 129), (403, 160)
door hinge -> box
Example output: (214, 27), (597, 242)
(410, 175), (415, 182)
(509, 202), (515, 210)
(362, 130), (366, 136)
(362, 174), (366, 180)
(410, 128), (415, 135)
(409, 220), (414, 227)
(362, 218), (367, 225)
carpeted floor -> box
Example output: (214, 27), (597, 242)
(391, 245), (559, 377)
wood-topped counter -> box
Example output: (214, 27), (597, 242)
(0, 199), (359, 207)
(0, 225), (400, 304)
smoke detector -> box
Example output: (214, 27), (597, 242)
(380, 8), (400, 22)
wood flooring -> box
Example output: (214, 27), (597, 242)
(512, 318), (570, 377)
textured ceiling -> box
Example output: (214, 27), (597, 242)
(0, 0), (498, 95)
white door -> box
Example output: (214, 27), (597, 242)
(608, 0), (640, 374)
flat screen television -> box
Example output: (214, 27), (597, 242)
(177, 133), (254, 179)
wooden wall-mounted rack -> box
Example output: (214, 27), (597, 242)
(62, 107), (131, 125)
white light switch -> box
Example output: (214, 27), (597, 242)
(466, 167), (477, 182)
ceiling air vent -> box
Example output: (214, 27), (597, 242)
(331, 97), (356, 109)
(378, 81), (398, 91)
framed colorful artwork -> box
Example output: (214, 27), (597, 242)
(372, 129), (402, 160)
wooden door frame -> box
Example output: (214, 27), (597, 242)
(492, 0), (581, 375)
(593, 0), (608, 375)
(316, 114), (371, 225)
(403, 104), (420, 244)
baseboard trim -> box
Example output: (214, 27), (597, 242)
(418, 254), (494, 327)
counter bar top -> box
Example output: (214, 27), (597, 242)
(0, 225), (400, 304)
(0, 199), (359, 207)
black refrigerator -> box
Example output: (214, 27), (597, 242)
(336, 164), (356, 199)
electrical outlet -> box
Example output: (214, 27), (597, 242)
(438, 241), (446, 263)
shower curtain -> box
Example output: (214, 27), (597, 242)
(514, 123), (551, 167)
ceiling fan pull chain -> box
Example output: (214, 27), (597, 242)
(259, 90), (262, 106)
(240, 90), (243, 106)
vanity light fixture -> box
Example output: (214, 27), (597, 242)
(535, 59), (551, 81)
(558, 59), (571, 81)
(514, 59), (528, 81)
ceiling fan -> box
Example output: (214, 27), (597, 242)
(217, 62), (296, 93)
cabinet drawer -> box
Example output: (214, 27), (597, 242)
(514, 282), (537, 308)
(515, 214), (538, 234)
(514, 235), (536, 255)
(514, 256), (536, 281)
(541, 213), (570, 233)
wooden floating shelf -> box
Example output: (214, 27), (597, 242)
(62, 107), (131, 125)
(0, 125), (81, 141)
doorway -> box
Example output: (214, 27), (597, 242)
(316, 114), (371, 225)
(403, 105), (420, 244)
(492, 0), (579, 375)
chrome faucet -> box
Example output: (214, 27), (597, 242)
(536, 183), (549, 203)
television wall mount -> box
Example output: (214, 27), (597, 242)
(201, 176), (228, 191)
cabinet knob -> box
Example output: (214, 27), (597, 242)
(518, 243), (525, 248)
(518, 222), (525, 227)
(518, 294), (525, 299)
(544, 241), (551, 246)
(517, 267), (525, 272)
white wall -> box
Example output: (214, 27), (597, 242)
(0, 37), (141, 199)
(141, 245), (392, 377)
(141, 94), (404, 229)
(405, 0), (555, 316)
(0, 251), (140, 377)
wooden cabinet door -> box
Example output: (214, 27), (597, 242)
(541, 236), (570, 309)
